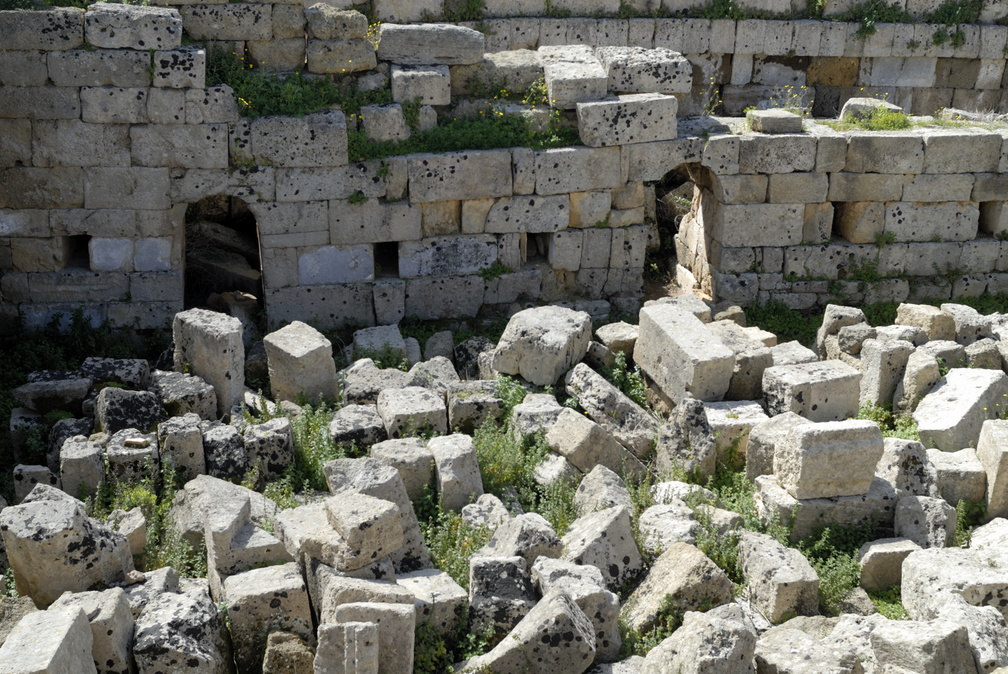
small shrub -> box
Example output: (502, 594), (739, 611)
(868, 586), (908, 619)
(743, 300), (820, 347)
(797, 520), (878, 615)
(441, 0), (486, 21)
(290, 402), (354, 491)
(856, 403), (920, 442)
(842, 0), (911, 38)
(601, 351), (651, 411)
(478, 260), (512, 281)
(420, 506), (492, 590)
(954, 498), (987, 547)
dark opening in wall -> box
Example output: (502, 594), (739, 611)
(63, 235), (91, 270)
(526, 233), (550, 263)
(374, 241), (399, 277)
(648, 165), (694, 291)
(183, 195), (263, 310)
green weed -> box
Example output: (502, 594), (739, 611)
(856, 403), (920, 441)
(954, 498), (987, 547)
(601, 351), (651, 411)
(841, 0), (911, 38)
(868, 586), (908, 619)
(743, 300), (820, 347)
(441, 0), (486, 21)
(797, 520), (878, 615)
(420, 506), (492, 590)
(478, 260), (513, 282)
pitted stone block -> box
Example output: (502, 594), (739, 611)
(264, 320), (339, 405)
(916, 369), (1008, 452)
(596, 46), (691, 94)
(577, 93), (678, 147)
(763, 360), (862, 422)
(85, 3), (181, 50)
(774, 419), (884, 500)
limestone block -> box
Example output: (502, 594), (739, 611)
(635, 303), (734, 403)
(755, 474), (897, 542)
(705, 320), (773, 401)
(468, 555), (537, 639)
(375, 386), (447, 439)
(485, 194), (570, 234)
(737, 133), (816, 174)
(152, 47), (205, 89)
(0, 606), (96, 673)
(407, 150), (512, 203)
(51, 587), (134, 674)
(157, 413), (204, 482)
(391, 65), (450, 106)
(858, 537), (920, 590)
(491, 305), (591, 387)
(977, 420), (1008, 519)
(710, 202), (804, 248)
(928, 447), (986, 508)
(703, 400), (769, 469)
(845, 131), (923, 173)
(249, 111), (347, 168)
(85, 3), (181, 50)
(656, 398), (716, 480)
(133, 592), (231, 673)
(314, 621), (379, 674)
(645, 603), (757, 674)
(924, 129), (1001, 173)
(884, 201), (979, 243)
(562, 506), (642, 593)
(577, 93), (678, 148)
(739, 530), (818, 623)
(326, 493), (403, 567)
(539, 44), (608, 110)
(12, 465), (58, 505)
(915, 369), (1008, 452)
(59, 435), (104, 499)
(47, 49), (149, 88)
(377, 23), (484, 65)
(477, 512), (561, 570)
(904, 173), (974, 202)
(332, 602), (415, 673)
(763, 360), (862, 422)
(0, 7), (83, 51)
(535, 146), (621, 196)
(398, 235), (496, 278)
(745, 411), (806, 482)
(368, 438), (433, 504)
(146, 87), (184, 124)
(621, 541), (733, 633)
(546, 407), (646, 480)
(263, 320), (337, 405)
(774, 419), (884, 500)
(173, 308), (244, 416)
(565, 363), (657, 458)
(305, 5), (366, 39)
(428, 433), (482, 510)
(306, 39), (376, 74)
(871, 618), (975, 674)
(298, 245), (373, 285)
(595, 46), (691, 94)
(859, 338), (914, 408)
(748, 109), (804, 134)
(78, 87), (148, 124)
(0, 487), (132, 607)
(397, 568), (468, 637)
(243, 417), (294, 481)
(828, 172), (906, 202)
(895, 494), (956, 548)
(403, 276), (484, 321)
(131, 124), (228, 169)
(360, 103), (409, 142)
(766, 173), (827, 205)
(0, 86), (80, 121)
(469, 592), (595, 674)
(181, 3), (271, 41)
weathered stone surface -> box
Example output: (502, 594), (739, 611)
(407, 150), (512, 203)
(263, 320), (338, 405)
(200, 420), (247, 482)
(429, 433), (483, 511)
(0, 7), (84, 51)
(774, 419), (884, 500)
(565, 363), (657, 458)
(539, 44), (608, 110)
(469, 591), (596, 674)
(896, 303), (957, 341)
(763, 360), (862, 422)
(306, 560), (410, 625)
(546, 407), (646, 480)
(0, 487), (132, 607)
(893, 349), (942, 414)
(705, 320), (773, 401)
(492, 306), (592, 387)
(0, 605), (96, 674)
(895, 494), (956, 548)
(95, 387), (166, 435)
(535, 146), (621, 196)
(977, 419), (1008, 519)
(635, 303), (734, 403)
(745, 411), (805, 482)
(51, 587), (134, 674)
(133, 591), (232, 673)
(369, 437), (433, 503)
(173, 308), (244, 417)
(574, 464), (634, 517)
(858, 537), (921, 591)
(876, 437), (939, 498)
(85, 3), (181, 50)
(397, 568), (468, 637)
(644, 603), (757, 674)
(468, 555), (537, 641)
(859, 338), (914, 409)
(871, 617), (976, 674)
(377, 23), (484, 65)
(314, 620), (379, 674)
(12, 464), (59, 505)
(243, 417), (294, 481)
(59, 435), (105, 499)
(562, 506), (642, 594)
(577, 94), (678, 148)
(377, 386), (447, 439)
(928, 447), (987, 507)
(655, 397), (716, 479)
(638, 500), (699, 554)
(754, 625), (862, 674)
(739, 530), (819, 623)
(596, 46), (692, 95)
(262, 631), (315, 674)
(915, 369), (1008, 452)
(622, 542), (733, 633)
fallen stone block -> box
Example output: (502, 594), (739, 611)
(0, 605), (96, 673)
(0, 486), (132, 607)
(876, 437), (939, 498)
(745, 411), (806, 482)
(12, 464), (58, 505)
(397, 568), (468, 637)
(377, 386), (447, 439)
(477, 512), (561, 568)
(774, 419), (884, 500)
(638, 501), (699, 554)
(539, 44), (607, 110)
(338, 358), (417, 405)
(644, 603), (757, 674)
(200, 420), (247, 482)
(754, 625), (862, 674)
(429, 433), (483, 512)
(173, 308), (245, 417)
(621, 542), (732, 633)
(562, 506), (642, 594)
(655, 398), (717, 480)
(511, 393), (564, 443)
(915, 369), (1008, 452)
(574, 464), (634, 517)
(815, 304), (867, 359)
(446, 380), (503, 434)
(376, 23), (484, 65)
(369, 437), (433, 503)
(314, 620), (379, 674)
(739, 530), (819, 623)
(895, 494), (956, 548)
(595, 46), (691, 95)
(462, 493), (511, 531)
(532, 557), (622, 662)
(705, 320), (773, 401)
(12, 375), (91, 416)
(243, 416), (294, 482)
(704, 400), (769, 469)
(977, 419), (1008, 519)
(329, 404), (387, 449)
(149, 369), (217, 421)
(51, 587), (135, 674)
(262, 631), (315, 673)
(168, 474), (278, 549)
(223, 562), (313, 673)
(326, 492), (404, 564)
(59, 435), (105, 499)
(565, 362), (657, 458)
(871, 618), (975, 674)
(858, 537), (921, 591)
(928, 447), (987, 507)
(893, 349), (942, 414)
(306, 560), (412, 625)
(896, 303), (957, 342)
(95, 387), (166, 436)
(634, 303), (734, 403)
(491, 306), (592, 387)
(468, 592), (596, 674)
(264, 320), (339, 405)
(763, 360), (862, 422)
(133, 592), (232, 674)
(546, 408), (646, 480)
(468, 555), (537, 641)
(859, 338), (914, 409)
(754, 474), (897, 543)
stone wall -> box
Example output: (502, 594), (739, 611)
(676, 121), (1008, 311)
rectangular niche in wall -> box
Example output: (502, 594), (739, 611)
(374, 241), (399, 277)
(63, 235), (91, 270)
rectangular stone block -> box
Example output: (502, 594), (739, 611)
(624, 138), (703, 182)
(915, 368), (1008, 452)
(153, 47), (205, 89)
(634, 303), (735, 403)
(85, 3), (182, 50)
(0, 50), (47, 86)
(977, 420), (1008, 518)
(266, 284), (374, 330)
(0, 7), (84, 50)
(596, 46), (692, 94)
(828, 173), (906, 202)
(404, 276), (484, 320)
(173, 308), (244, 415)
(485, 195), (569, 234)
(767, 173), (828, 203)
(0, 86), (80, 120)
(710, 202), (803, 248)
(775, 419), (884, 500)
(84, 167), (170, 210)
(247, 39), (306, 73)
(276, 164), (386, 202)
(48, 49), (151, 87)
(763, 360), (862, 422)
(0, 606), (95, 672)
(903, 174), (974, 202)
(148, 87), (185, 124)
(32, 120), (129, 169)
(884, 201), (979, 243)
(181, 4), (272, 41)
(131, 124), (228, 169)
(28, 270), (129, 302)
(80, 87), (149, 124)
(535, 147), (621, 196)
(738, 133), (817, 173)
(399, 235), (497, 278)
(0, 167), (83, 209)
(845, 132), (924, 173)
(407, 151), (512, 203)
(391, 65), (450, 106)
(249, 112), (347, 168)
(576, 93), (678, 147)
(539, 44), (608, 110)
